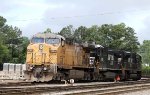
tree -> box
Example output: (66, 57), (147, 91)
(74, 26), (88, 43)
(97, 23), (139, 52)
(139, 40), (150, 66)
(58, 25), (75, 39)
(0, 16), (6, 27)
(60, 23), (139, 52)
(0, 16), (29, 64)
(44, 28), (51, 33)
(0, 44), (9, 63)
(2, 26), (23, 62)
(86, 25), (99, 42)
(18, 37), (30, 63)
(0, 16), (9, 63)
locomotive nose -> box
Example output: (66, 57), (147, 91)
(27, 42), (58, 65)
(26, 44), (46, 65)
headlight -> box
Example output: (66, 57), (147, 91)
(43, 67), (47, 70)
(30, 66), (33, 70)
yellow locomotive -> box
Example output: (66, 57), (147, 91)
(24, 33), (93, 82)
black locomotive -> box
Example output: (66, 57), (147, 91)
(88, 44), (142, 81)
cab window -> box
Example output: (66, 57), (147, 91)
(45, 38), (60, 44)
(31, 37), (44, 43)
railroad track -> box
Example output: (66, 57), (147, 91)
(0, 81), (32, 87)
(0, 78), (150, 95)
(63, 84), (150, 95)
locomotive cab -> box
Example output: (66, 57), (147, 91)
(25, 33), (65, 82)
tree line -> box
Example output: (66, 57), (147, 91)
(0, 16), (149, 66)
(58, 24), (139, 52)
(0, 16), (29, 64)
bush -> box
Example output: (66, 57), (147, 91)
(142, 66), (150, 76)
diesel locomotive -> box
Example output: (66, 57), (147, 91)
(24, 33), (141, 82)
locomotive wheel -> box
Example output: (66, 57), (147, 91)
(136, 72), (141, 80)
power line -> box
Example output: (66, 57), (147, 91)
(7, 8), (150, 22)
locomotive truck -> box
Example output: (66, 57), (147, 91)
(24, 33), (141, 82)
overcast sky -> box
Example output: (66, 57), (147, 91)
(1, 0), (150, 43)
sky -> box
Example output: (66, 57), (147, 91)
(1, 0), (150, 43)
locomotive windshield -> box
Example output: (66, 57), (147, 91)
(31, 37), (44, 43)
(45, 38), (60, 44)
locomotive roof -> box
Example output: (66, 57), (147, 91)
(32, 33), (65, 40)
(108, 50), (140, 57)
(108, 50), (123, 53)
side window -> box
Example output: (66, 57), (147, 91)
(128, 58), (133, 63)
(108, 54), (114, 61)
(108, 54), (111, 60)
(101, 58), (104, 62)
(108, 54), (114, 65)
(111, 55), (114, 60)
